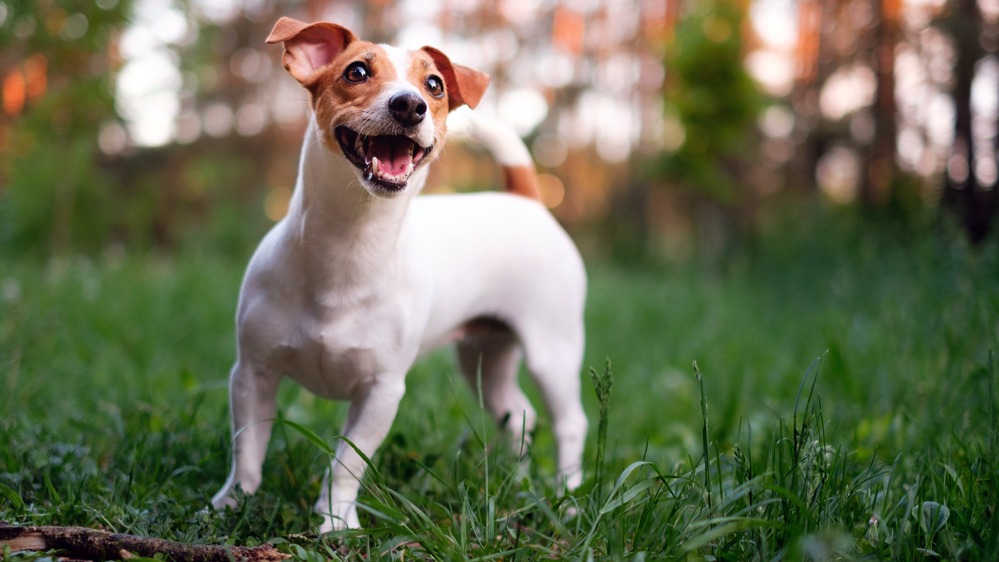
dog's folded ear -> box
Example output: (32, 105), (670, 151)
(266, 17), (356, 85)
(420, 47), (490, 111)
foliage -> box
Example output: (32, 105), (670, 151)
(0, 0), (135, 255)
(656, 0), (762, 202)
(1, 211), (997, 559)
(0, 1), (278, 259)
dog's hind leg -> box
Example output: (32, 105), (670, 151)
(520, 326), (588, 491)
(457, 326), (537, 457)
(212, 361), (280, 509)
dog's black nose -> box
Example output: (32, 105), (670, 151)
(389, 92), (428, 127)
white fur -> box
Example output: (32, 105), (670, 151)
(211, 46), (588, 533)
(456, 108), (534, 167)
(376, 45), (437, 148)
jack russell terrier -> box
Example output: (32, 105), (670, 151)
(210, 17), (588, 532)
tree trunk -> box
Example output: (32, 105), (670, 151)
(943, 0), (996, 243)
(789, 0), (824, 194)
(861, 0), (900, 206)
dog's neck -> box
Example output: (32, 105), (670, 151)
(283, 116), (428, 287)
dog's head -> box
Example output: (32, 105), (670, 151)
(266, 17), (490, 197)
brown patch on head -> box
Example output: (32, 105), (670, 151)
(288, 41), (441, 192)
(419, 46), (490, 111)
(266, 18), (491, 193)
(266, 18), (396, 152)
(267, 18), (489, 151)
(307, 42), (401, 149)
(404, 50), (452, 146)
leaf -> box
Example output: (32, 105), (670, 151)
(610, 461), (655, 492)
(919, 501), (950, 535)
(269, 419), (334, 457)
(0, 484), (25, 511)
(680, 518), (777, 554)
(599, 477), (658, 514)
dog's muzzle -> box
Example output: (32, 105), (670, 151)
(335, 126), (431, 191)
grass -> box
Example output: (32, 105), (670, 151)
(1, 212), (997, 560)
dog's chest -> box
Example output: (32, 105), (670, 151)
(250, 294), (416, 400)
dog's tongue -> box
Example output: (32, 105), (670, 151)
(368, 135), (413, 176)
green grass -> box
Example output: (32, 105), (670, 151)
(1, 213), (997, 560)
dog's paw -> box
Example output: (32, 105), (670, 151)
(318, 516), (337, 535)
(562, 503), (580, 521)
(210, 488), (238, 510)
(318, 503), (361, 533)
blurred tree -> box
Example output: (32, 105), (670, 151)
(659, 0), (760, 202)
(789, 0), (999, 241)
(11, 0), (984, 261)
(940, 0), (998, 243)
(652, 0), (762, 254)
(1, 0), (292, 258)
(862, 0), (900, 205)
(1, 0), (135, 256)
(788, 0), (824, 195)
(791, 0), (904, 204)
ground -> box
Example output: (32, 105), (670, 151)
(1, 213), (997, 560)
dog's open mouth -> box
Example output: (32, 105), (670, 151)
(335, 127), (431, 191)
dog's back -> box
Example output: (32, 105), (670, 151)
(412, 111), (584, 352)
(410, 191), (585, 344)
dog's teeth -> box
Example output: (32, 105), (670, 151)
(371, 157), (381, 176)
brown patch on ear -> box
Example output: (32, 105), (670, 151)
(265, 17), (311, 43)
(420, 46), (490, 110)
(266, 17), (357, 85)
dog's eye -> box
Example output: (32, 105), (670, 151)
(344, 62), (370, 83)
(425, 75), (445, 98)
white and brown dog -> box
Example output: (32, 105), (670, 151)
(210, 17), (588, 532)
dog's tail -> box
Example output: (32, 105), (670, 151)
(460, 110), (542, 200)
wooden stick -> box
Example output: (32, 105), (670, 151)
(0, 524), (291, 562)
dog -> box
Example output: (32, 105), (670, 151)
(210, 17), (588, 533)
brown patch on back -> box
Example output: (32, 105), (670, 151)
(502, 165), (542, 200)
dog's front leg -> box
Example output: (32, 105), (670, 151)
(315, 377), (406, 532)
(212, 360), (280, 509)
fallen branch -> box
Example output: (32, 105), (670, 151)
(0, 524), (290, 562)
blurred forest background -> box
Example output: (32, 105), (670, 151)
(1, 0), (998, 261)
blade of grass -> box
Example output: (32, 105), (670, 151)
(693, 361), (711, 512)
(589, 358), (614, 501)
